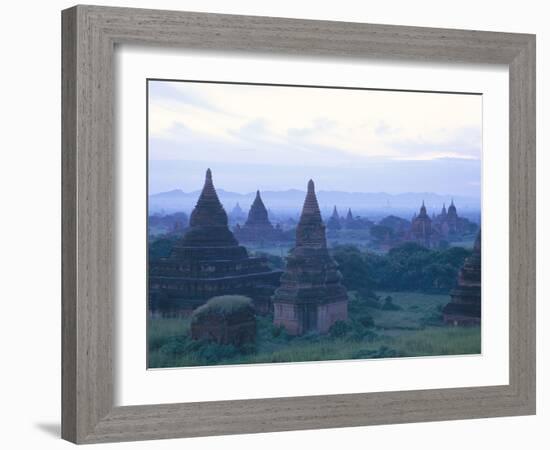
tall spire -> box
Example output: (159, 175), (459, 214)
(331, 206), (339, 219)
(418, 200), (428, 218)
(189, 168), (228, 228)
(300, 180), (322, 223)
(179, 169), (238, 248)
(448, 198), (457, 216)
(296, 179), (326, 247)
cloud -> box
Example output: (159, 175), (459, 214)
(387, 126), (481, 161)
(149, 81), (222, 113)
(148, 81), (482, 172)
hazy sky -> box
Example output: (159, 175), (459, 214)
(148, 80), (481, 197)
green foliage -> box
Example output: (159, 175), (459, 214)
(381, 296), (401, 311)
(331, 245), (380, 290)
(332, 243), (472, 294)
(329, 320), (352, 338)
(370, 224), (394, 242)
(148, 235), (178, 260)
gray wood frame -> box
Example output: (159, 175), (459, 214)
(62, 4), (536, 444)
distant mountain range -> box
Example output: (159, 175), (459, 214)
(149, 188), (480, 217)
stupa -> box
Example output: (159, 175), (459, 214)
(233, 190), (283, 243)
(148, 169), (282, 316)
(442, 231), (481, 325)
(272, 180), (348, 335)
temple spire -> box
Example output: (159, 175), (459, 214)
(296, 179), (325, 247)
(300, 180), (322, 224)
(189, 168), (228, 228)
(419, 200), (428, 218)
(245, 190), (270, 226)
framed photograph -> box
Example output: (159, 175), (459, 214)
(62, 5), (536, 444)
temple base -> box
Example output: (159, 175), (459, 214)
(273, 300), (348, 336)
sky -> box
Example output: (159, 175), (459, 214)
(148, 80), (482, 197)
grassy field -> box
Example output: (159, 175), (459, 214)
(148, 290), (480, 368)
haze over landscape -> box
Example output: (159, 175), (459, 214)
(148, 80), (482, 204)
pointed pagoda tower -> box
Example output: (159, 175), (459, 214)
(445, 198), (460, 234)
(410, 200), (433, 246)
(272, 180), (348, 335)
(234, 190), (283, 243)
(149, 169), (282, 316)
(442, 231), (481, 325)
(326, 206), (342, 231)
(345, 208), (355, 229)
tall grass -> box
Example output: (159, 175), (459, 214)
(147, 290), (481, 368)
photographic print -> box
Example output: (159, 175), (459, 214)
(147, 80), (482, 369)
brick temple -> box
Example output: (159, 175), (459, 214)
(442, 231), (482, 325)
(410, 201), (433, 246)
(148, 169), (282, 316)
(233, 190), (283, 243)
(272, 180), (348, 335)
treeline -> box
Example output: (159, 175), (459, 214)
(331, 243), (471, 294)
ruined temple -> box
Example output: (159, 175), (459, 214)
(233, 190), (283, 243)
(443, 231), (481, 325)
(272, 180), (348, 335)
(148, 169), (282, 316)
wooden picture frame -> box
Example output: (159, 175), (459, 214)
(62, 5), (536, 444)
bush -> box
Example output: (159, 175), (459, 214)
(381, 296), (401, 311)
(197, 342), (240, 364)
(357, 314), (375, 328)
(329, 320), (352, 338)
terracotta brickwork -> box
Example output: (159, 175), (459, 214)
(272, 180), (348, 335)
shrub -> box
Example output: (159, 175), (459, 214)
(381, 296), (401, 311)
(356, 314), (375, 328)
(329, 320), (352, 338)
